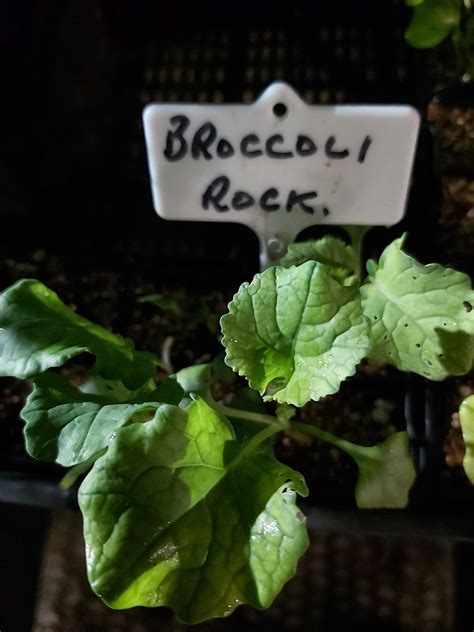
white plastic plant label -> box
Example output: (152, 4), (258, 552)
(143, 82), (420, 266)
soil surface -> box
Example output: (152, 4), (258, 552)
(428, 97), (474, 270)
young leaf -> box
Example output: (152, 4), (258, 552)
(292, 421), (416, 509)
(174, 363), (212, 395)
(405, 0), (460, 48)
(138, 293), (181, 314)
(79, 397), (308, 623)
(80, 374), (184, 407)
(59, 450), (106, 490)
(280, 236), (358, 285)
(0, 280), (158, 389)
(459, 394), (474, 484)
(22, 372), (163, 466)
(361, 237), (474, 380)
(352, 432), (417, 509)
(221, 262), (370, 406)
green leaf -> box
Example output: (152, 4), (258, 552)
(459, 394), (474, 484)
(352, 432), (417, 509)
(60, 450), (106, 490)
(221, 262), (370, 407)
(0, 280), (158, 389)
(291, 421), (415, 508)
(22, 372), (163, 466)
(280, 236), (358, 285)
(405, 0), (460, 49)
(79, 397), (308, 623)
(174, 363), (212, 395)
(79, 375), (142, 401)
(79, 374), (183, 408)
(138, 293), (181, 314)
(361, 237), (474, 380)
(153, 376), (185, 406)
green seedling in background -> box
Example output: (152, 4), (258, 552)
(459, 393), (474, 483)
(405, 0), (474, 80)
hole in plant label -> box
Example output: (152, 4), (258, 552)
(273, 102), (288, 118)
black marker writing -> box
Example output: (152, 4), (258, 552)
(163, 116), (374, 164)
(202, 176), (318, 214)
(240, 134), (263, 157)
(163, 115), (190, 162)
(325, 136), (350, 159)
(266, 134), (293, 159)
(296, 135), (317, 157)
(191, 122), (217, 160)
(286, 190), (318, 214)
(357, 135), (372, 163)
(202, 175), (229, 211)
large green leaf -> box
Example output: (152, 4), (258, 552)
(352, 432), (417, 509)
(280, 236), (358, 285)
(459, 394), (474, 484)
(0, 279), (158, 389)
(22, 372), (163, 467)
(361, 237), (474, 379)
(405, 0), (460, 48)
(221, 262), (370, 406)
(79, 397), (308, 623)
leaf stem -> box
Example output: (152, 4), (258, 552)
(214, 403), (276, 426)
(291, 420), (375, 462)
(215, 402), (375, 462)
(343, 225), (371, 280)
(233, 420), (287, 467)
(161, 335), (175, 374)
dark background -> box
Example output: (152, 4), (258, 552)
(1, 0), (436, 277)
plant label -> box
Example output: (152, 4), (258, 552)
(143, 82), (420, 267)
